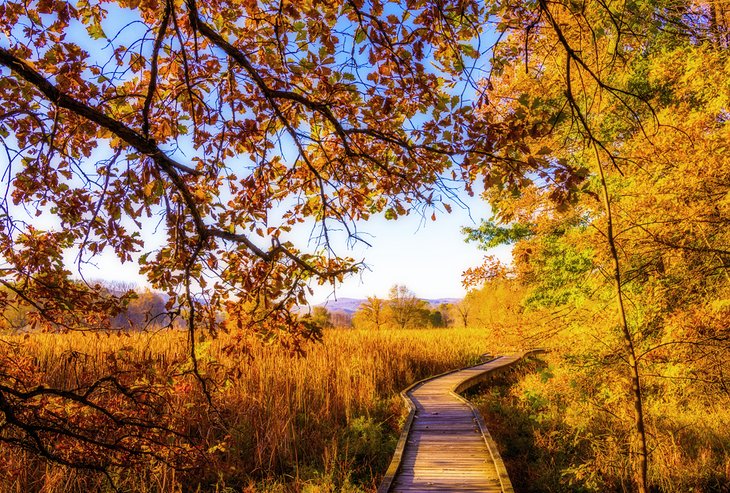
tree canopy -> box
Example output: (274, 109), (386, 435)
(351, 285), (443, 329)
(460, 0), (729, 489)
(0, 0), (498, 346)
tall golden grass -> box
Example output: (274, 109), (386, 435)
(0, 327), (494, 492)
(472, 353), (730, 493)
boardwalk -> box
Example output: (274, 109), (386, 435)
(380, 354), (530, 493)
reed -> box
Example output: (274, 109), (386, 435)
(0, 327), (493, 492)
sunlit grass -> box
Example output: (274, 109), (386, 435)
(0, 327), (494, 492)
(471, 353), (730, 493)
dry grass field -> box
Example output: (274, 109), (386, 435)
(0, 327), (494, 492)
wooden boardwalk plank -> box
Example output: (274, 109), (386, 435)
(379, 353), (541, 493)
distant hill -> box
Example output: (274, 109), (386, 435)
(425, 298), (463, 308)
(317, 297), (461, 314)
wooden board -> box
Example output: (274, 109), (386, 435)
(380, 352), (543, 493)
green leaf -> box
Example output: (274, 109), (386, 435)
(459, 43), (479, 59)
(87, 22), (106, 40)
(355, 29), (367, 44)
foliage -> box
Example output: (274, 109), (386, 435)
(351, 286), (447, 330)
(351, 296), (387, 331)
(462, 0), (730, 488)
(111, 288), (173, 329)
(463, 220), (533, 249)
(385, 285), (428, 329)
(0, 0), (495, 344)
(458, 279), (531, 345)
(300, 306), (334, 330)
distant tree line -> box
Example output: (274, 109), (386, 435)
(3, 279), (473, 333)
(0, 281), (173, 332)
(302, 285), (457, 330)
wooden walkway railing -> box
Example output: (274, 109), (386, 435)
(379, 351), (542, 493)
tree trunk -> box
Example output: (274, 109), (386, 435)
(596, 153), (649, 493)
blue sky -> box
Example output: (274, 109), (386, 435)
(307, 190), (509, 303)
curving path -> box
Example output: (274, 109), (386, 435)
(379, 353), (538, 493)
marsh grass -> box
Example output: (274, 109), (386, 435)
(0, 327), (492, 492)
(471, 354), (730, 493)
